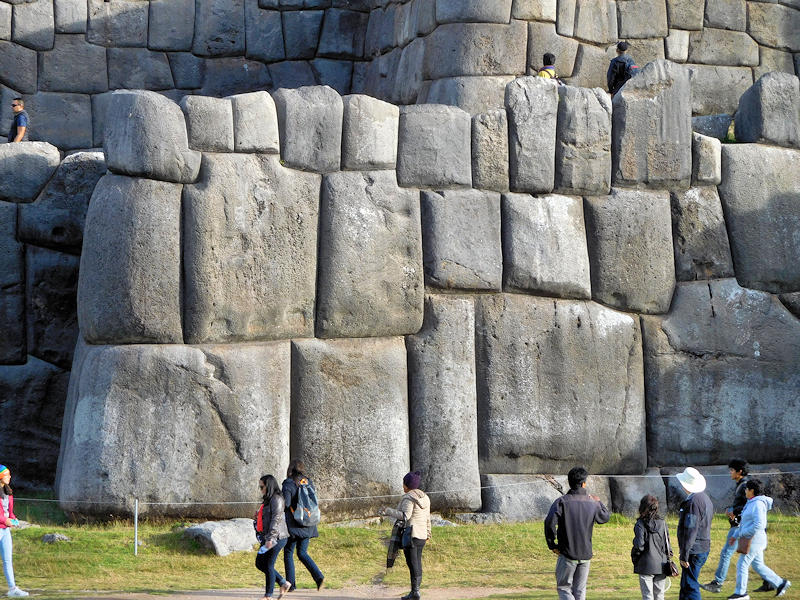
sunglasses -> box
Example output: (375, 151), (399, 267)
(11, 104), (19, 107)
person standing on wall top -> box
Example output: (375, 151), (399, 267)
(701, 459), (774, 594)
(537, 53), (559, 79)
(544, 466), (611, 600)
(281, 459), (324, 592)
(676, 467), (714, 600)
(607, 42), (638, 96)
(0, 465), (29, 597)
(7, 99), (29, 143)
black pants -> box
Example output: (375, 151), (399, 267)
(403, 538), (426, 591)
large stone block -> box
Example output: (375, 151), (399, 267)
(423, 21), (527, 79)
(754, 46), (797, 81)
(687, 64), (753, 115)
(666, 0), (703, 30)
(422, 76), (513, 115)
(735, 72), (800, 148)
(312, 58), (353, 95)
(78, 174), (183, 344)
(168, 53), (206, 90)
(556, 0), (576, 36)
(407, 295), (481, 511)
(103, 90), (201, 184)
(704, 0), (746, 31)
(585, 189), (675, 314)
(58, 342), (290, 517)
(200, 56), (272, 96)
(687, 28), (758, 66)
(566, 43), (608, 89)
(573, 0), (617, 44)
(435, 0), (512, 23)
(227, 91), (279, 153)
(290, 337), (409, 516)
(180, 96), (234, 153)
(268, 60), (317, 90)
(609, 469), (667, 517)
(612, 60), (692, 189)
(183, 519), (256, 556)
(0, 40), (37, 93)
(527, 21), (579, 78)
(691, 132), (721, 185)
(476, 293), (646, 474)
(718, 144), (800, 293)
(87, 0), (148, 47)
(316, 170), (423, 338)
(108, 48), (174, 90)
(506, 76), (558, 194)
(397, 104), (472, 188)
(421, 189), (502, 291)
(54, 0), (87, 34)
(342, 94), (398, 170)
(282, 9), (323, 60)
(183, 154), (320, 344)
(555, 85), (611, 195)
(513, 0), (557, 21)
(670, 186), (734, 282)
(642, 279), (800, 465)
(38, 34), (108, 94)
(779, 292), (800, 318)
(148, 0), (194, 51)
(0, 201), (24, 364)
(747, 2), (800, 52)
(193, 0), (245, 56)
(244, 0), (283, 62)
(0, 3), (9, 40)
(24, 92), (92, 150)
(472, 110), (509, 193)
(692, 114), (733, 140)
(392, 39), (425, 104)
(273, 86), (343, 173)
(12, 0), (54, 50)
(502, 193), (591, 299)
(318, 8), (369, 59)
(665, 29), (689, 62)
(616, 0), (668, 38)
(0, 142), (60, 202)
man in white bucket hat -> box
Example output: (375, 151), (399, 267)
(676, 467), (714, 600)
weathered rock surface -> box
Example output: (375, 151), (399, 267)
(471, 110), (509, 192)
(342, 94), (398, 170)
(747, 2), (800, 52)
(54, 0), (87, 34)
(665, 29), (689, 62)
(107, 48), (174, 90)
(687, 64), (752, 115)
(180, 95), (234, 153)
(39, 34), (108, 93)
(609, 469), (668, 517)
(687, 28), (758, 66)
(0, 142), (61, 202)
(23, 92), (92, 150)
(703, 0), (746, 31)
(0, 40), (37, 93)
(244, 0), (283, 62)
(87, 0), (148, 47)
(513, 0), (557, 21)
(718, 144), (800, 293)
(290, 337), (408, 516)
(420, 189), (502, 290)
(475, 294), (646, 475)
(666, 0), (704, 30)
(780, 292), (800, 318)
(282, 9), (323, 60)
(435, 0), (512, 23)
(193, 0), (245, 57)
(527, 21), (579, 77)
(316, 170), (423, 338)
(318, 8), (368, 59)
(421, 76), (512, 115)
(11, 0), (54, 50)
(149, 0), (195, 51)
(753, 46), (796, 81)
(0, 201), (25, 363)
(183, 154), (320, 344)
(691, 132), (721, 185)
(616, 0), (668, 39)
(642, 279), (800, 466)
(183, 519), (256, 556)
(735, 72), (800, 148)
(200, 56), (271, 97)
(227, 91), (279, 154)
(407, 295), (481, 511)
(692, 114), (732, 140)
(572, 0), (618, 44)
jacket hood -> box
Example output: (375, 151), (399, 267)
(405, 489), (430, 509)
(749, 495), (773, 511)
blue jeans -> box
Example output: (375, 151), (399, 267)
(0, 528), (15, 590)
(556, 555), (590, 600)
(713, 527), (739, 583)
(255, 537), (287, 597)
(734, 539), (782, 595)
(679, 551), (709, 600)
(284, 536), (324, 587)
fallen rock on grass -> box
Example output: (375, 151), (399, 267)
(42, 533), (70, 543)
(182, 518), (256, 556)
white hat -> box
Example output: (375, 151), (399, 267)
(676, 467), (706, 494)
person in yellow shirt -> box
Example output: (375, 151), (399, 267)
(537, 53), (558, 79)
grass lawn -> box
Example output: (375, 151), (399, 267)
(10, 501), (800, 600)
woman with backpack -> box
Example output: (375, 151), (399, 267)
(282, 459), (324, 591)
(0, 465), (28, 597)
(631, 494), (673, 600)
(254, 474), (291, 600)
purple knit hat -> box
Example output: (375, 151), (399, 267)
(403, 471), (421, 490)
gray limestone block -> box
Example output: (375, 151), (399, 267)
(748, 2), (800, 52)
(38, 34), (108, 94)
(780, 292), (800, 318)
(422, 76), (513, 115)
(245, 0), (283, 62)
(148, 0), (195, 51)
(555, 85), (611, 195)
(0, 201), (25, 363)
(642, 279), (800, 466)
(376, 3), (396, 53)
(290, 337), (409, 516)
(585, 189), (675, 314)
(435, 0), (512, 23)
(0, 85), (15, 134)
(609, 469), (667, 517)
(471, 110), (509, 193)
(718, 144), (800, 293)
(691, 132), (721, 185)
(58, 342), (290, 517)
(556, 0), (576, 36)
(363, 7), (382, 56)
(704, 0), (745, 31)
(316, 170), (423, 338)
(87, 0), (148, 47)
(78, 174), (183, 344)
(665, 0), (703, 30)
(227, 91), (279, 153)
(103, 90), (201, 183)
(168, 53), (206, 90)
(527, 21), (578, 77)
(311, 58), (353, 95)
(90, 91), (113, 147)
(616, 0), (668, 39)
(108, 48), (174, 90)
(0, 3), (11, 40)
(565, 43), (608, 89)
(0, 142), (61, 202)
(0, 40), (37, 93)
(665, 29), (689, 62)
(193, 0), (245, 57)
(502, 193), (591, 299)
(513, 0), (557, 21)
(363, 49), (402, 101)
(392, 1), (414, 48)
(735, 72), (800, 148)
(18, 150), (105, 252)
(273, 85), (343, 173)
(12, 0), (54, 50)
(573, 0), (617, 45)
(180, 96), (234, 153)
(407, 294), (481, 512)
(54, 0), (86, 34)
(200, 57), (272, 97)
(691, 114), (732, 140)
(612, 60), (692, 189)
(421, 189), (502, 291)
(183, 519), (257, 556)
(686, 64), (752, 115)
(687, 28), (758, 66)
(416, 0), (436, 35)
(754, 46), (797, 81)
(318, 8), (369, 59)
(670, 186), (734, 281)
(423, 21), (527, 80)
(506, 76), (558, 194)
(342, 94), (398, 170)
(183, 154), (320, 343)
(25, 246), (79, 369)
(393, 38), (425, 105)
(476, 293), (646, 474)
(268, 60), (318, 89)
(622, 37), (666, 66)
(397, 104), (472, 188)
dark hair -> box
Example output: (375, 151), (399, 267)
(617, 41), (629, 52)
(745, 478), (763, 496)
(1, 484), (11, 496)
(260, 474), (281, 503)
(728, 458), (749, 476)
(638, 494), (660, 520)
(12, 97), (23, 107)
(287, 458), (305, 481)
(568, 466), (589, 490)
(542, 52), (556, 66)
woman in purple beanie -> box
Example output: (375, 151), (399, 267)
(0, 465), (28, 597)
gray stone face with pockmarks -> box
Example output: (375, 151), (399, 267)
(341, 94), (398, 170)
(192, 0), (245, 57)
(0, 201), (25, 364)
(23, 91), (93, 150)
(691, 132), (721, 185)
(107, 48), (174, 91)
(87, 0), (148, 47)
(148, 0), (195, 51)
(227, 91), (280, 153)
(0, 142), (61, 203)
(471, 110), (509, 193)
(11, 0), (54, 50)
(435, 0), (513, 23)
(55, 0), (88, 34)
(735, 72), (800, 149)
(0, 40), (37, 93)
(180, 95), (234, 153)
(39, 35), (108, 94)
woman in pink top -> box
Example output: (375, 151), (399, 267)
(0, 465), (28, 597)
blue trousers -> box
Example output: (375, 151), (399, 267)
(0, 528), (15, 590)
(255, 537), (287, 597)
(283, 536), (323, 587)
(713, 527), (739, 583)
(734, 542), (782, 595)
(679, 551), (709, 600)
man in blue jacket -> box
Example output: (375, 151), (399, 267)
(676, 467), (714, 600)
(607, 42), (638, 96)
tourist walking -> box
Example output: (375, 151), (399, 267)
(676, 467), (714, 600)
(254, 474), (291, 600)
(728, 479), (791, 599)
(281, 459), (324, 591)
(381, 471), (431, 600)
(631, 494), (673, 600)
(6, 99), (29, 143)
(0, 465), (28, 597)
(607, 41), (638, 96)
(544, 466), (611, 600)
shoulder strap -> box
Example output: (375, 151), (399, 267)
(664, 521), (672, 556)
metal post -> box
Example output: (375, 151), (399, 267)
(134, 498), (139, 556)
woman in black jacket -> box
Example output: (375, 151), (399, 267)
(282, 459), (324, 591)
(632, 494), (672, 600)
(255, 474), (291, 599)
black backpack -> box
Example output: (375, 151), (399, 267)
(610, 58), (637, 94)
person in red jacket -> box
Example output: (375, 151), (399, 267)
(0, 465), (29, 597)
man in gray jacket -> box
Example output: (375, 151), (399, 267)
(676, 467), (714, 600)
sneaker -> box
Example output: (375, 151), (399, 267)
(702, 582), (724, 593)
(7, 589), (29, 598)
(754, 581), (777, 592)
(277, 582), (291, 599)
(776, 580), (791, 597)
(727, 594), (750, 600)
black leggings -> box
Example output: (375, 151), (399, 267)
(403, 538), (426, 590)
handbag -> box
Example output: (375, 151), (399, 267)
(737, 536), (752, 554)
(401, 523), (413, 548)
(663, 522), (679, 577)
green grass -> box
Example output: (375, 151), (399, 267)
(10, 506), (800, 600)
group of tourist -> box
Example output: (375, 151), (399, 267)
(536, 40), (639, 96)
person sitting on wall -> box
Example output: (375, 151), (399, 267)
(537, 53), (559, 80)
(607, 42), (638, 96)
(7, 99), (29, 143)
